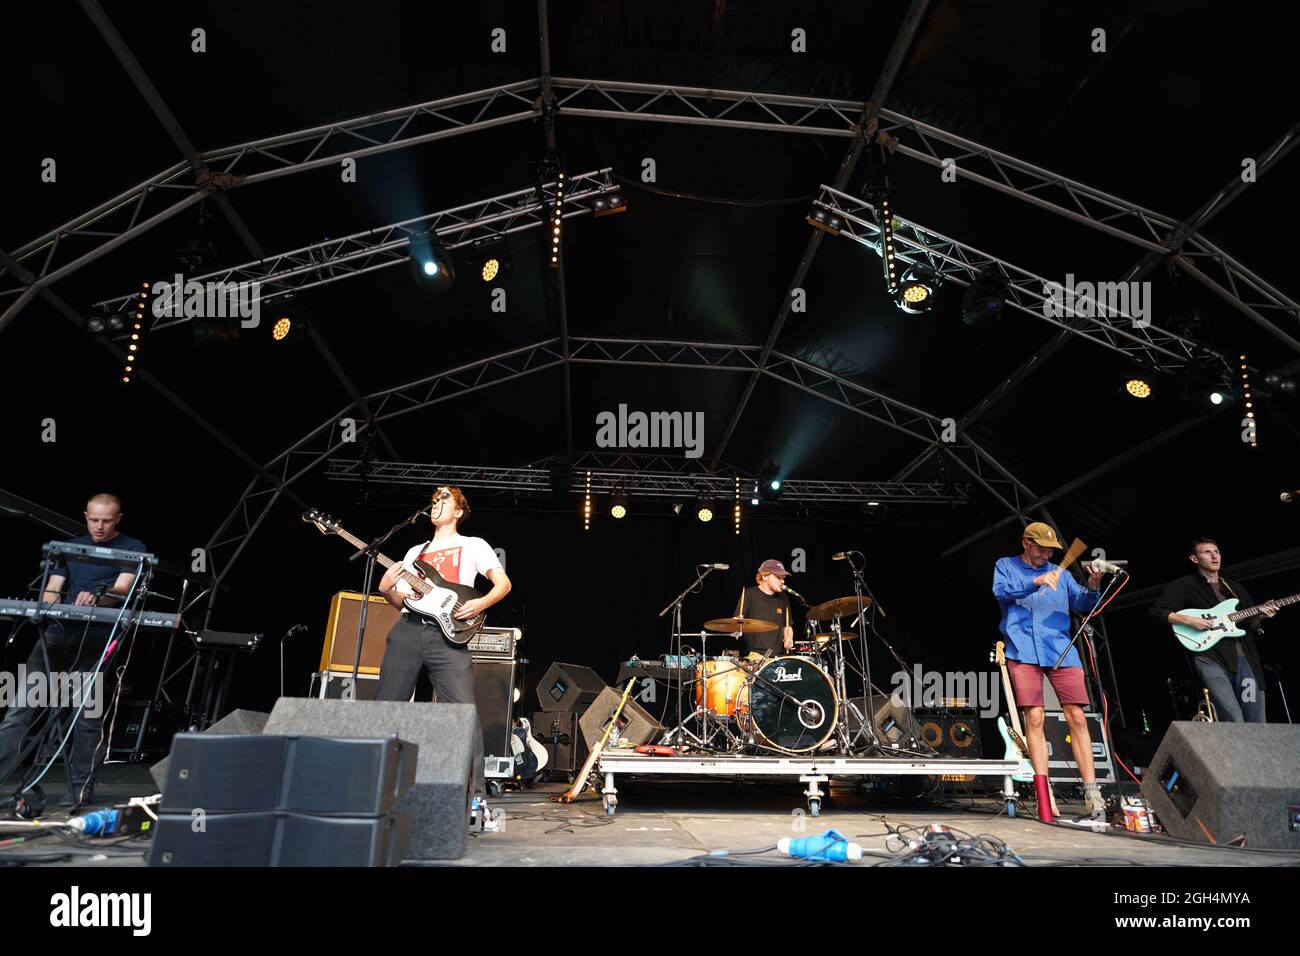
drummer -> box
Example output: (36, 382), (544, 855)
(734, 559), (797, 658)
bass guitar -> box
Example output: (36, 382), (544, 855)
(303, 509), (485, 645)
(1170, 592), (1298, 652)
(990, 641), (1034, 783)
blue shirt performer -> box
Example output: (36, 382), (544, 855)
(992, 522), (1107, 820)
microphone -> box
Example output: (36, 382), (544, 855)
(284, 623), (309, 638)
(1282, 490), (1300, 503)
(782, 584), (809, 605)
(701, 563), (730, 571)
(1084, 558), (1128, 575)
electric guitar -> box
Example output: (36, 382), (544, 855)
(1170, 592), (1298, 652)
(303, 509), (486, 645)
(990, 641), (1034, 783)
(510, 717), (548, 782)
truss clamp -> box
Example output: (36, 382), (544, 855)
(196, 167), (245, 192)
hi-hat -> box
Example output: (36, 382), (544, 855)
(807, 596), (872, 622)
(703, 616), (777, 634)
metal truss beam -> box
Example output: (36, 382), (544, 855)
(203, 340), (567, 592)
(91, 169), (618, 326)
(0, 80), (543, 318)
(814, 185), (1227, 373)
(325, 458), (969, 506)
(5, 76), (1295, 350)
(568, 337), (1041, 518)
(77, 0), (399, 462)
(707, 0), (930, 472)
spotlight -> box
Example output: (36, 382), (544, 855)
(86, 316), (107, 334)
(696, 499), (714, 523)
(806, 204), (841, 236)
(408, 238), (455, 291)
(610, 482), (629, 519)
(672, 502), (684, 516)
(758, 461), (783, 502)
(895, 269), (934, 314)
(548, 462), (573, 495)
(593, 190), (626, 218)
(107, 315), (125, 332)
(1123, 377), (1153, 399)
(1265, 372), (1297, 394)
(1209, 387), (1231, 406)
(472, 236), (513, 284)
(272, 316), (292, 341)
(961, 269), (1006, 328)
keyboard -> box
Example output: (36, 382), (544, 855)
(0, 599), (180, 631)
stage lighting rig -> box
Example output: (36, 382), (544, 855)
(473, 236), (513, 284)
(592, 190), (627, 218)
(695, 497), (715, 523)
(408, 236), (456, 291)
(1122, 376), (1153, 400)
(896, 268), (935, 315)
(758, 461), (783, 502)
(962, 268), (1006, 328)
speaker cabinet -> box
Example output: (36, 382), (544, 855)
(1140, 722), (1300, 849)
(473, 658), (518, 758)
(537, 662), (607, 712)
(579, 686), (664, 749)
(319, 591), (400, 675)
(264, 699), (478, 860)
(149, 708), (269, 794)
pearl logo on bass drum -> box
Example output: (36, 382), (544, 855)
(769, 666), (804, 683)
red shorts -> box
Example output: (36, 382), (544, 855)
(1006, 661), (1088, 707)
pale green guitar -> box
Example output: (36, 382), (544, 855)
(1171, 593), (1298, 651)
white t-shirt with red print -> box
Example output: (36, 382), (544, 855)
(394, 534), (502, 606)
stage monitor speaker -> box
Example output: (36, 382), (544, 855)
(579, 686), (664, 750)
(149, 708), (268, 795)
(149, 811), (411, 867)
(531, 710), (588, 775)
(319, 591), (400, 675)
(537, 662), (607, 712)
(845, 693), (925, 749)
(473, 658), (518, 758)
(1140, 722), (1300, 850)
(264, 698), (477, 860)
(158, 734), (416, 815)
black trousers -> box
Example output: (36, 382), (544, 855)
(0, 625), (109, 797)
(374, 614), (484, 796)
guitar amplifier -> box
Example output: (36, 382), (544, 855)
(319, 592), (399, 675)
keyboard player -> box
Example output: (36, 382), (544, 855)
(0, 493), (147, 808)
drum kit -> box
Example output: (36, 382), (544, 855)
(663, 595), (876, 757)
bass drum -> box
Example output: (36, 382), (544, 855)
(737, 656), (838, 754)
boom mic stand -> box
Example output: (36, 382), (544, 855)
(658, 565), (720, 750)
(345, 504), (431, 696)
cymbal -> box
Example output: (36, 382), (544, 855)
(703, 616), (777, 634)
(807, 595), (872, 621)
(812, 632), (857, 642)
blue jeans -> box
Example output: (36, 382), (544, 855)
(1193, 652), (1266, 723)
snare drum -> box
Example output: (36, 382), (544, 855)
(695, 657), (748, 718)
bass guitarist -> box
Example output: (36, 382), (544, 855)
(1151, 538), (1275, 723)
(376, 486), (511, 799)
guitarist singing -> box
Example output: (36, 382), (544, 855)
(376, 486), (511, 799)
(992, 522), (1107, 820)
(1151, 538), (1275, 723)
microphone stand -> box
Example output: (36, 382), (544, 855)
(658, 565), (718, 750)
(842, 553), (885, 753)
(345, 504), (431, 697)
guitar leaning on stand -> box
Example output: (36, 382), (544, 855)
(1169, 591), (1299, 651)
(990, 642), (1036, 817)
(303, 509), (486, 644)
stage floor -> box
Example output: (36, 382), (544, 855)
(5, 763), (1297, 868)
